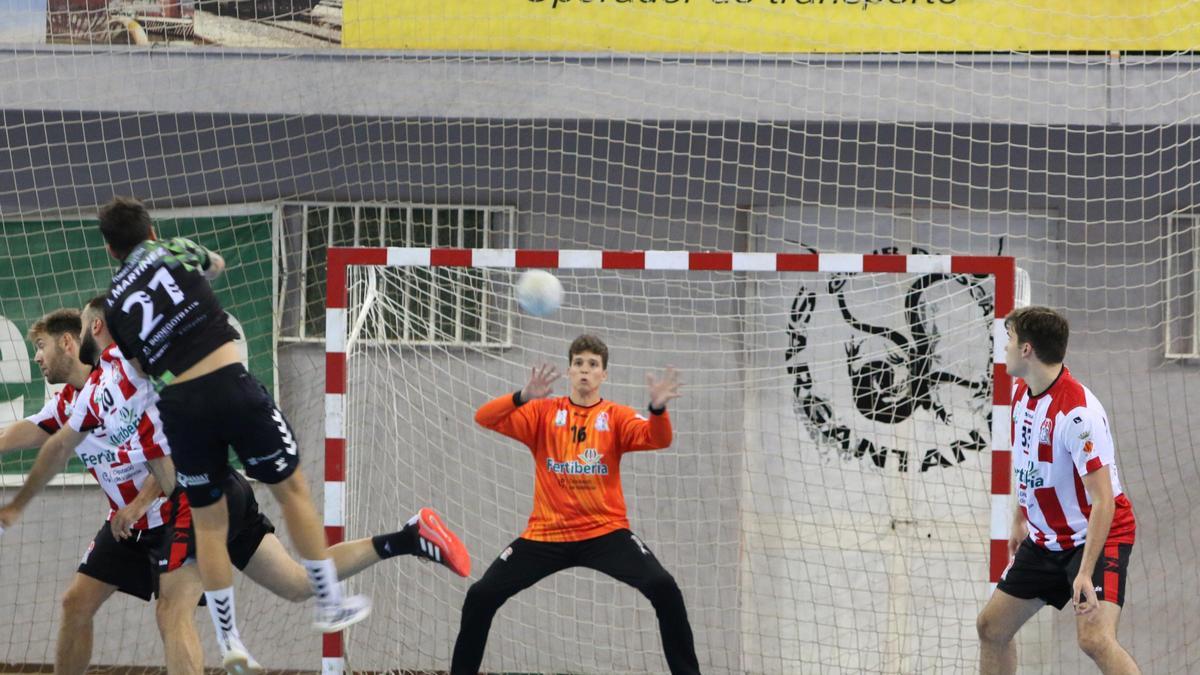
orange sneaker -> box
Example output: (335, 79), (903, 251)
(411, 507), (471, 577)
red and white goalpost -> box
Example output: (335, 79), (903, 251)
(322, 247), (1015, 674)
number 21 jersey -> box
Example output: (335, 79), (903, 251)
(105, 237), (238, 384)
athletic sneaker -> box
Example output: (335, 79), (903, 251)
(220, 636), (264, 675)
(409, 506), (471, 577)
(313, 592), (372, 633)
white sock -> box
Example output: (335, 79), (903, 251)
(303, 557), (343, 608)
(204, 587), (241, 653)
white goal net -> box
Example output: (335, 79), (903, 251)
(3, 2), (1200, 673)
(330, 250), (1008, 674)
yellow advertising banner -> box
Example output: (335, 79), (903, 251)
(344, 0), (1200, 52)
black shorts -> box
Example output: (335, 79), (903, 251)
(78, 522), (173, 602)
(997, 538), (1133, 609)
(167, 472), (277, 570)
(157, 363), (300, 507)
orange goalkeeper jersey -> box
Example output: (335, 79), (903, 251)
(475, 393), (673, 542)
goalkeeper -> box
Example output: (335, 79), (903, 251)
(450, 334), (701, 675)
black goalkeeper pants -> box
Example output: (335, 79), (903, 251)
(450, 528), (701, 675)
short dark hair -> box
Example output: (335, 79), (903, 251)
(27, 308), (82, 342)
(568, 334), (609, 369)
(1005, 306), (1069, 364)
(82, 294), (107, 319)
(98, 196), (153, 259)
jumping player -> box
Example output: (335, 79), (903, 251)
(96, 196), (369, 668)
(3, 300), (471, 674)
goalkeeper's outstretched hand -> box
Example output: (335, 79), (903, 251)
(647, 366), (683, 410)
(521, 363), (561, 402)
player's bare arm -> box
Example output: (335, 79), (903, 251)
(646, 366), (683, 410)
(0, 425), (86, 530)
(1009, 504), (1027, 558)
(146, 455), (177, 496)
(0, 420), (51, 454)
(110, 472), (163, 541)
(1072, 465), (1116, 616)
(204, 251), (226, 280)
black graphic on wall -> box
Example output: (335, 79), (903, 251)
(786, 246), (994, 472)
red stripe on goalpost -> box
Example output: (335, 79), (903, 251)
(325, 438), (345, 482)
(951, 255), (1016, 316)
(990, 539), (1010, 583)
(862, 254), (908, 273)
(602, 251), (645, 269)
(950, 255), (1005, 275)
(689, 252), (734, 270)
(516, 249), (560, 267)
(776, 253), (820, 271)
(991, 450), (1011, 495)
(325, 352), (346, 395)
(993, 365), (1012, 401)
(327, 248), (387, 309)
(993, 266), (1015, 318)
(323, 631), (343, 658)
(432, 248), (473, 266)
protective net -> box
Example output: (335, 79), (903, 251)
(333, 254), (1002, 673)
(2, 0), (1199, 672)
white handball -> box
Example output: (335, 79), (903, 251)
(515, 269), (564, 317)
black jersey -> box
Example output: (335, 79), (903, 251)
(105, 237), (239, 385)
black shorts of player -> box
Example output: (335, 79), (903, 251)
(163, 471), (277, 574)
(77, 521), (174, 601)
(157, 363), (300, 507)
(998, 538), (1133, 609)
(77, 489), (187, 600)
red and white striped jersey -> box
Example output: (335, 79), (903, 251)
(64, 345), (175, 530)
(25, 383), (81, 436)
(1011, 366), (1136, 551)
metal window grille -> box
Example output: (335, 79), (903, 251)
(277, 203), (515, 346)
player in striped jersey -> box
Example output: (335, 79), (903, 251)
(5, 300), (471, 675)
(450, 334), (700, 675)
(76, 293), (470, 674)
(0, 309), (89, 460)
(0, 308), (183, 675)
(976, 306), (1140, 675)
